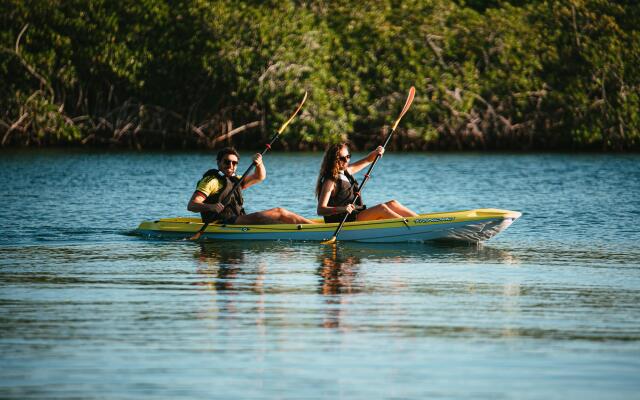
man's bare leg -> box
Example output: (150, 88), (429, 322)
(235, 208), (316, 225)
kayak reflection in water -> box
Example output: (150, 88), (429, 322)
(194, 242), (244, 291)
(315, 142), (418, 223)
(317, 246), (361, 296)
(188, 147), (316, 225)
(317, 245), (362, 329)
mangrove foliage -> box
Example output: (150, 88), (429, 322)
(1, 0), (638, 150)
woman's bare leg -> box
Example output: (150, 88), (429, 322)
(355, 203), (403, 221)
(384, 200), (418, 217)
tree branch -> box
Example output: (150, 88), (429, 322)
(210, 120), (261, 145)
(1, 25), (55, 100)
(2, 113), (29, 146)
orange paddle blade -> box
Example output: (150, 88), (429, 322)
(277, 91), (308, 134)
(320, 236), (337, 245)
(391, 86), (415, 131)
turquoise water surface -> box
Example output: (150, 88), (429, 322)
(1, 150), (639, 399)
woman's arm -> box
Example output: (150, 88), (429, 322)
(347, 146), (384, 175)
(317, 179), (355, 216)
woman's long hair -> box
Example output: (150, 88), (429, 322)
(315, 142), (349, 199)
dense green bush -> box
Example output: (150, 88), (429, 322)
(1, 0), (638, 150)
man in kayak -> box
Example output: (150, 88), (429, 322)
(188, 147), (316, 225)
(315, 142), (418, 222)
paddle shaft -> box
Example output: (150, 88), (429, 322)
(190, 131), (280, 239)
(219, 132), (281, 209)
(325, 126), (396, 239)
(323, 87), (415, 243)
(190, 91), (308, 240)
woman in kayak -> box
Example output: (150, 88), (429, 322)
(315, 142), (418, 223)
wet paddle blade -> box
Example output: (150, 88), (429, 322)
(188, 229), (205, 241)
(320, 236), (337, 245)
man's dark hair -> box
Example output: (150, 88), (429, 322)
(216, 147), (240, 162)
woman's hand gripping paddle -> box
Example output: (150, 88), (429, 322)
(189, 91), (308, 241)
(321, 86), (415, 245)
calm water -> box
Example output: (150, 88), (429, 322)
(1, 150), (639, 399)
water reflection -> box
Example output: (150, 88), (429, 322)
(194, 242), (270, 297)
(191, 240), (521, 276)
(317, 245), (362, 296)
(195, 242), (245, 292)
(323, 241), (521, 265)
(194, 242), (268, 333)
(316, 245), (363, 329)
(190, 240), (527, 333)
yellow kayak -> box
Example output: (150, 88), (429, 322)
(134, 208), (521, 243)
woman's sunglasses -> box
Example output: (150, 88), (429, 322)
(338, 154), (351, 162)
(223, 159), (238, 166)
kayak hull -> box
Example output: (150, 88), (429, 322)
(134, 208), (521, 243)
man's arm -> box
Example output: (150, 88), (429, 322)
(187, 191), (223, 214)
(240, 153), (266, 190)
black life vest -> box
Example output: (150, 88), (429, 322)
(200, 169), (246, 223)
(323, 171), (365, 223)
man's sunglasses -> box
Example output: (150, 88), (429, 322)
(222, 159), (238, 166)
(338, 154), (351, 162)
